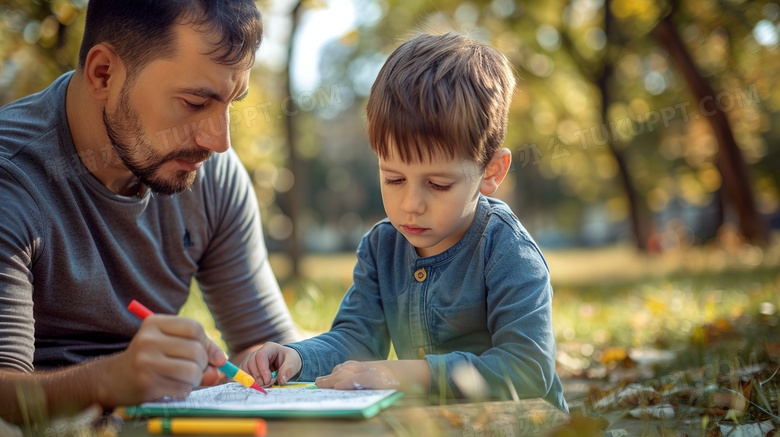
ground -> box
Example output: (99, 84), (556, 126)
(179, 239), (780, 437)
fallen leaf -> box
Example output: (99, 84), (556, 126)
(617, 384), (662, 406)
(718, 420), (776, 437)
(713, 393), (732, 408)
(434, 408), (463, 427)
(601, 347), (628, 364)
(659, 427), (688, 437)
(628, 347), (677, 366)
(767, 343), (780, 361)
(593, 383), (663, 411)
(728, 381), (752, 417)
(628, 403), (676, 419)
(724, 408), (745, 421)
(528, 410), (548, 426)
(719, 365), (765, 383)
(0, 418), (22, 437)
(544, 413), (609, 437)
(668, 383), (718, 404)
(702, 407), (729, 417)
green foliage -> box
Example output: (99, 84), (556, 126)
(2, 0), (778, 248)
(299, 0), (780, 244)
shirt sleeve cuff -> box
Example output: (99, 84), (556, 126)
(285, 343), (317, 381)
(424, 354), (458, 397)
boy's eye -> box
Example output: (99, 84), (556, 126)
(384, 178), (404, 185)
(430, 182), (452, 192)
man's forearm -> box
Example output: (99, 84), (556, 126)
(0, 359), (111, 423)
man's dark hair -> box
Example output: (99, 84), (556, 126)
(78, 0), (262, 79)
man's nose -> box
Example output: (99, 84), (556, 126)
(194, 110), (230, 153)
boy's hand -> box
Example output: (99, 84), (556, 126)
(240, 342), (301, 386)
(315, 360), (429, 391)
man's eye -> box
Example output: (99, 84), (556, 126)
(384, 178), (404, 185)
(183, 100), (207, 110)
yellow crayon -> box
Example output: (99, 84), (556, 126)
(147, 418), (266, 436)
(269, 383), (316, 388)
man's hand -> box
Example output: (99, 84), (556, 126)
(314, 360), (430, 391)
(99, 315), (227, 407)
(239, 342), (301, 386)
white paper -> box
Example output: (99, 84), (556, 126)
(139, 383), (398, 413)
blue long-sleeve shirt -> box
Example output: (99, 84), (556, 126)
(287, 195), (568, 412)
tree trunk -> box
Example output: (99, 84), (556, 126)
(601, 1), (652, 251)
(652, 14), (768, 244)
(559, 1), (652, 250)
(283, 1), (304, 278)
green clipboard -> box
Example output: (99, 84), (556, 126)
(124, 383), (404, 419)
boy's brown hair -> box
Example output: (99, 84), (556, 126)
(366, 32), (516, 167)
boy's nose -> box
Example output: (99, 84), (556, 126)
(401, 186), (426, 215)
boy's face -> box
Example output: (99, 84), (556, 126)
(379, 148), (483, 257)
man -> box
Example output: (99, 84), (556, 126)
(0, 0), (298, 420)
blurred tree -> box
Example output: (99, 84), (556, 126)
(559, 0), (656, 250)
(0, 0), (84, 102)
(308, 0), (779, 250)
(282, 0), (305, 278)
(601, 1), (657, 251)
(3, 0), (778, 254)
(608, 0), (779, 246)
(652, 4), (769, 244)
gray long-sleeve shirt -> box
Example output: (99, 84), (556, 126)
(0, 72), (298, 372)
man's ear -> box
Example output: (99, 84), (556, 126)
(480, 148), (512, 195)
(83, 43), (125, 102)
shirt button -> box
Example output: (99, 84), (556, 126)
(414, 268), (427, 282)
(417, 347), (426, 359)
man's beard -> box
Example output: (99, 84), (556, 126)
(102, 87), (212, 195)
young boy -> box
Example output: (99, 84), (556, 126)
(242, 32), (567, 411)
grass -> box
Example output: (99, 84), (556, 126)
(181, 240), (780, 358)
(179, 239), (780, 435)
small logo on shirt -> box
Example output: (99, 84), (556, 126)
(183, 230), (194, 248)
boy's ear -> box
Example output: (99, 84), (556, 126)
(480, 148), (512, 195)
(83, 43), (125, 102)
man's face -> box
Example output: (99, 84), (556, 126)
(103, 24), (250, 195)
(378, 146), (484, 258)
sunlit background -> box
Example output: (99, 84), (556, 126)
(251, 0), (780, 258)
(3, 0), (779, 255)
(2, 0), (780, 426)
